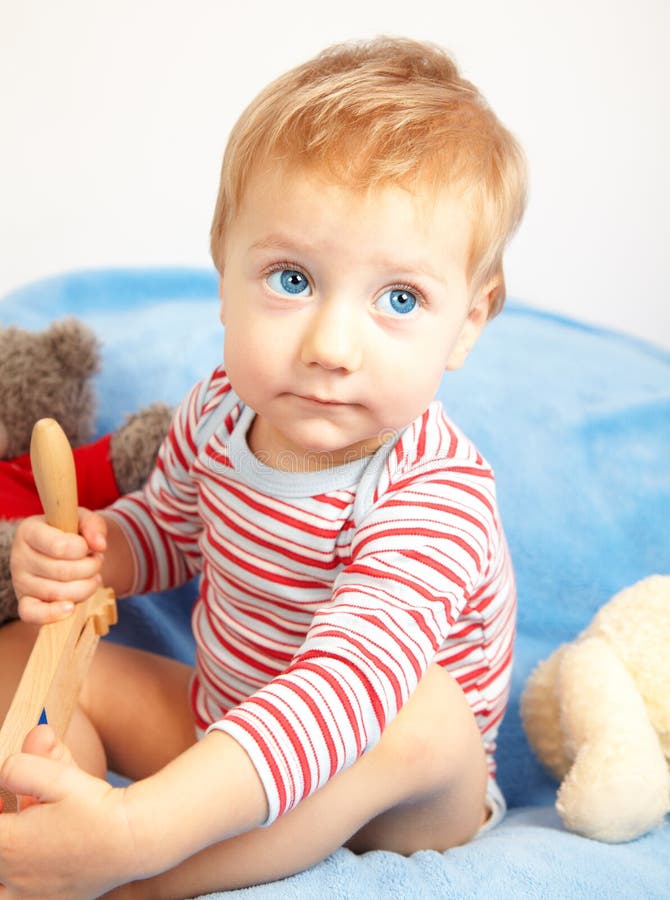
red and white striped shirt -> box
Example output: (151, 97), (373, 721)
(109, 366), (516, 825)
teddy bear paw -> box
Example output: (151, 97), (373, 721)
(557, 739), (670, 842)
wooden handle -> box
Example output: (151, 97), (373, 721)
(30, 418), (79, 533)
(0, 419), (116, 814)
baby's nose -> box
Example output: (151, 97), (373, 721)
(300, 300), (363, 373)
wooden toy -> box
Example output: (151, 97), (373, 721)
(0, 419), (116, 813)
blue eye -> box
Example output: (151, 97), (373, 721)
(376, 287), (419, 316)
(267, 268), (311, 296)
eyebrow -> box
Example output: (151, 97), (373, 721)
(249, 233), (310, 254)
(248, 234), (446, 285)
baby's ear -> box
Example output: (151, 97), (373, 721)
(445, 283), (495, 372)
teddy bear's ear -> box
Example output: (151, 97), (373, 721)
(45, 318), (101, 377)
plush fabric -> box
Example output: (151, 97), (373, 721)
(2, 268), (668, 898)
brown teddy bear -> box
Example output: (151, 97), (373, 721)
(0, 318), (173, 624)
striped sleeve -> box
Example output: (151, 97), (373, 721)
(106, 367), (233, 594)
(209, 459), (501, 825)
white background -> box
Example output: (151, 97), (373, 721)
(1, 0), (668, 348)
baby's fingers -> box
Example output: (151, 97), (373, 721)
(16, 544), (102, 585)
(19, 595), (73, 625)
(17, 569), (102, 624)
(17, 517), (90, 560)
(78, 509), (108, 554)
(17, 583), (99, 625)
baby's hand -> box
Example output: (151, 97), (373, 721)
(0, 724), (139, 898)
(10, 509), (107, 625)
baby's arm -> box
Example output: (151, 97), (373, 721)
(10, 509), (135, 624)
(123, 730), (268, 874)
(0, 722), (267, 897)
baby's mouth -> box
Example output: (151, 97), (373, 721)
(293, 393), (349, 407)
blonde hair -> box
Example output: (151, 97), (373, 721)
(210, 37), (527, 316)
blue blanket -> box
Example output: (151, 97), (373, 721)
(2, 268), (669, 898)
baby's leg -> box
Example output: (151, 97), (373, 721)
(78, 638), (197, 779)
(108, 663), (489, 900)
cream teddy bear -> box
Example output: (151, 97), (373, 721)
(520, 574), (670, 842)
